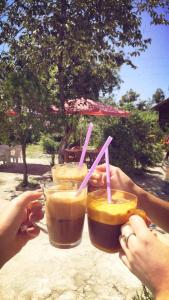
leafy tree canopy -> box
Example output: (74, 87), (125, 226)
(0, 0), (169, 106)
(119, 89), (140, 110)
(152, 88), (165, 105)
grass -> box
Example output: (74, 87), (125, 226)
(26, 143), (44, 158)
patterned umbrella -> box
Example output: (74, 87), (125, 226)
(5, 109), (17, 116)
(51, 97), (130, 117)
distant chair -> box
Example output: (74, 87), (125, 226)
(10, 145), (22, 163)
(0, 144), (10, 164)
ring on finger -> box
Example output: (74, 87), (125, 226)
(122, 232), (136, 247)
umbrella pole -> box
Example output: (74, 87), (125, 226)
(80, 125), (82, 147)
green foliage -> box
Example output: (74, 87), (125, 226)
(40, 133), (60, 166)
(40, 134), (59, 155)
(119, 89), (140, 107)
(133, 285), (154, 300)
(1, 0), (168, 170)
(0, 69), (50, 145)
(101, 110), (163, 173)
(152, 88), (165, 105)
(26, 144), (43, 158)
(1, 0), (169, 109)
(0, 67), (53, 184)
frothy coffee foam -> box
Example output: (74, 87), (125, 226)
(52, 164), (87, 181)
(45, 190), (86, 219)
(88, 198), (137, 225)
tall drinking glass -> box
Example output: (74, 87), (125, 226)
(44, 181), (87, 249)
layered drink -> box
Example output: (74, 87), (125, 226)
(87, 189), (137, 253)
(44, 182), (87, 249)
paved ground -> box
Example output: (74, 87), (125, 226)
(0, 158), (168, 300)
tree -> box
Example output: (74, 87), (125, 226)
(0, 68), (50, 185)
(119, 89), (140, 109)
(0, 0), (169, 165)
(1, 1), (169, 105)
(152, 88), (165, 105)
(136, 100), (147, 111)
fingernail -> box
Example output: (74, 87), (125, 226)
(129, 215), (141, 221)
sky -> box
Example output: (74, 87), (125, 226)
(114, 13), (169, 102)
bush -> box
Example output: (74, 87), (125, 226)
(40, 133), (59, 166)
(40, 133), (59, 154)
(101, 110), (164, 173)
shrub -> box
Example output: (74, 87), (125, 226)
(40, 133), (59, 154)
(40, 133), (59, 165)
(101, 110), (164, 173)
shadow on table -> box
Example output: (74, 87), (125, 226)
(0, 163), (51, 176)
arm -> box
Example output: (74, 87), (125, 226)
(132, 184), (169, 233)
(89, 164), (169, 232)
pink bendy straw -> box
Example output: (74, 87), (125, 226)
(76, 136), (113, 195)
(105, 147), (112, 203)
(79, 122), (93, 168)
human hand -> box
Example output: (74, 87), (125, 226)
(119, 215), (169, 299)
(0, 190), (43, 268)
(89, 164), (136, 193)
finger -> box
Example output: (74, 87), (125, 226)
(13, 190), (43, 209)
(89, 179), (105, 188)
(120, 223), (137, 249)
(121, 223), (134, 237)
(28, 200), (43, 210)
(26, 226), (40, 238)
(129, 215), (150, 238)
(119, 251), (132, 271)
(119, 234), (131, 254)
(17, 226), (40, 247)
(90, 171), (102, 181)
(95, 164), (106, 172)
(145, 216), (152, 227)
(19, 225), (40, 238)
(29, 209), (44, 222)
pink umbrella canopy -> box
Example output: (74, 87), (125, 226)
(51, 97), (130, 117)
(5, 109), (17, 116)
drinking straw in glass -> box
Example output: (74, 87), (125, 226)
(105, 147), (112, 203)
(79, 122), (93, 168)
(76, 136), (113, 195)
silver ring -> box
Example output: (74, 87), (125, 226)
(123, 232), (136, 246)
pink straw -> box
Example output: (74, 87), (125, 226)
(76, 136), (113, 195)
(79, 122), (93, 168)
(105, 147), (112, 203)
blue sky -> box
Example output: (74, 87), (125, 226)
(114, 13), (169, 102)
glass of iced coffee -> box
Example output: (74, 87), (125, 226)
(51, 162), (88, 183)
(87, 189), (138, 253)
(44, 181), (87, 249)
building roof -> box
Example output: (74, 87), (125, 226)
(152, 98), (169, 111)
